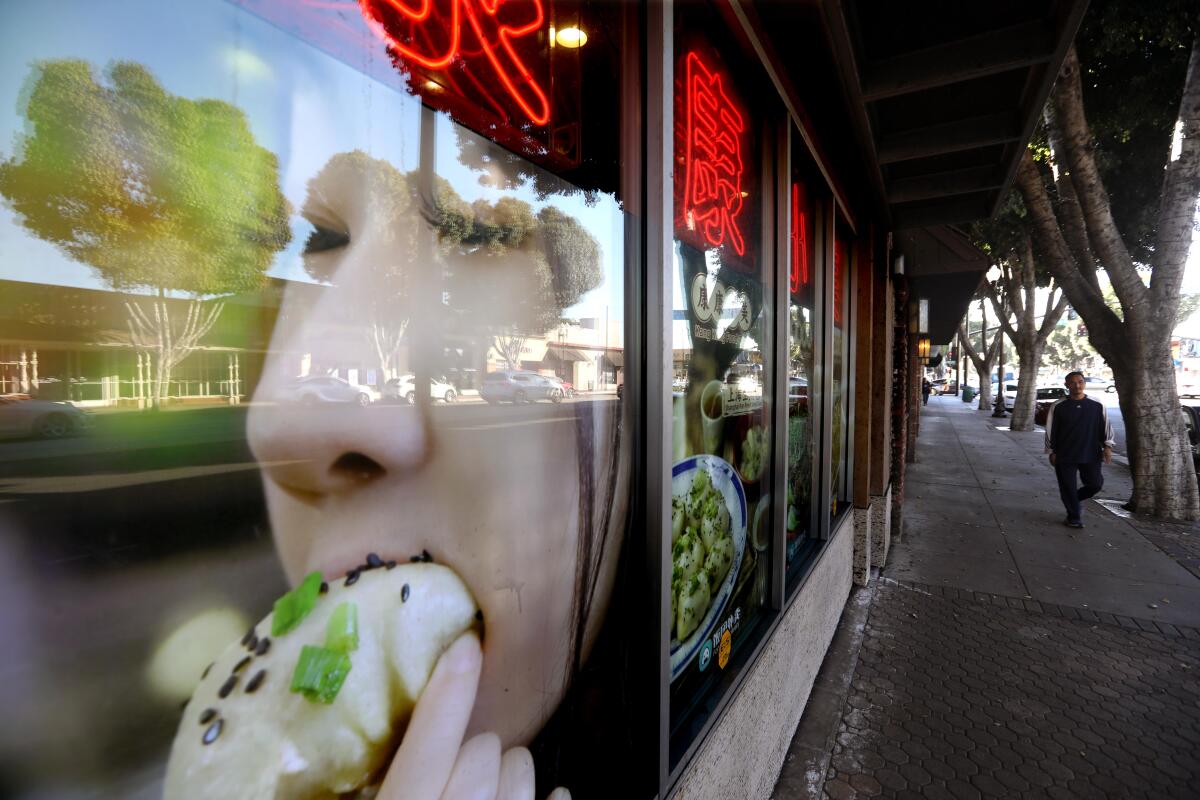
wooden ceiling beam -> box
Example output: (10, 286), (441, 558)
(877, 113), (1019, 164)
(861, 20), (1057, 102)
(886, 165), (1005, 204)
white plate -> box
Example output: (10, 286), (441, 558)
(669, 454), (747, 680)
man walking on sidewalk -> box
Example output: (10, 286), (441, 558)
(1044, 371), (1115, 528)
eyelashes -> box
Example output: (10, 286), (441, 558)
(304, 223), (350, 255)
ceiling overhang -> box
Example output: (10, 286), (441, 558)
(897, 226), (990, 344)
(815, 0), (1088, 230)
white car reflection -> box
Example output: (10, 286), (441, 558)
(0, 395), (93, 439)
(276, 375), (380, 406)
(385, 374), (458, 404)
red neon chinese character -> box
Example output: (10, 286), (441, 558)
(790, 182), (809, 294)
(683, 51), (746, 256)
(834, 238), (848, 327)
(361, 0), (551, 126)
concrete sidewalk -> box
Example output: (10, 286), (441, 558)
(773, 394), (1200, 799)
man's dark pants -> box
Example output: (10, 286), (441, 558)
(1054, 461), (1103, 523)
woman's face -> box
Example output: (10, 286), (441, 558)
(247, 153), (626, 747)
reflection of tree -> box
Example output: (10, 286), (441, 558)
(302, 152), (417, 381)
(0, 60), (291, 406)
(430, 183), (602, 370)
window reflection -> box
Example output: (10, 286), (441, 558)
(0, 1), (637, 797)
(786, 165), (817, 571)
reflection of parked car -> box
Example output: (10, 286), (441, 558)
(1084, 376), (1116, 393)
(480, 371), (563, 404)
(277, 375), (380, 406)
(385, 374), (457, 404)
(788, 377), (809, 411)
(1034, 386), (1068, 426)
(547, 376), (575, 398)
(1181, 405), (1200, 478)
(1178, 374), (1200, 399)
(0, 395), (92, 439)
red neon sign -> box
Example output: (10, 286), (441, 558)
(359, 0), (551, 126)
(790, 182), (809, 294)
(682, 51), (747, 256)
(834, 238), (848, 327)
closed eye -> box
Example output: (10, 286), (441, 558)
(304, 223), (350, 254)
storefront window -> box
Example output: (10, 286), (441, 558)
(0, 2), (647, 798)
(830, 229), (852, 520)
(786, 142), (820, 579)
(669, 4), (775, 766)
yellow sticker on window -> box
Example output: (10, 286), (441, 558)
(718, 629), (732, 669)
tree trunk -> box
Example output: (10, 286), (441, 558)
(126, 297), (223, 409)
(1008, 339), (1043, 431)
(975, 368), (993, 411)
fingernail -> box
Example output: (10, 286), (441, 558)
(445, 632), (481, 674)
(548, 789), (572, 800)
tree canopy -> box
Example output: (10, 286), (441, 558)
(0, 59), (291, 296)
(1070, 0), (1198, 265)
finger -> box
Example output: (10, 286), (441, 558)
(442, 733), (501, 800)
(496, 747), (535, 800)
(378, 633), (483, 800)
(546, 788), (572, 800)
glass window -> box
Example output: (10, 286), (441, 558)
(0, 2), (648, 798)
(786, 136), (821, 580)
(669, 2), (775, 767)
(830, 229), (851, 520)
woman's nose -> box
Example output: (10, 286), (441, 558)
(248, 400), (431, 498)
(247, 256), (433, 499)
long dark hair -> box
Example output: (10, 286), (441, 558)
(530, 394), (644, 796)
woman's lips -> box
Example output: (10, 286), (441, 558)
(314, 550), (435, 584)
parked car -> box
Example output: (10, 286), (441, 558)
(1034, 386), (1068, 426)
(1084, 376), (1116, 393)
(546, 376), (575, 398)
(1181, 405), (1200, 478)
(480, 371), (563, 404)
(929, 378), (948, 395)
(1178, 374), (1200, 399)
(277, 375), (380, 406)
(384, 374), (457, 404)
(0, 395), (92, 439)
(989, 382), (1018, 410)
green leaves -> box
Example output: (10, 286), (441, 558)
(0, 59), (291, 296)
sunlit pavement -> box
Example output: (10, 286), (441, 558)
(774, 394), (1200, 799)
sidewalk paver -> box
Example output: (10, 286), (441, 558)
(774, 395), (1200, 799)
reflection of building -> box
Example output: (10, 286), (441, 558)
(0, 278), (279, 406)
(489, 319), (625, 390)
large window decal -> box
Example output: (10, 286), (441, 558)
(680, 51), (747, 258)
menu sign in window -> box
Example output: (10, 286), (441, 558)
(668, 29), (773, 761)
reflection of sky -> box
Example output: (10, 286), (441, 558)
(0, 0), (623, 322)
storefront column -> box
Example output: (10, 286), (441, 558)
(851, 231), (874, 586)
(890, 277), (909, 538)
(869, 232), (894, 567)
(19, 350), (29, 393)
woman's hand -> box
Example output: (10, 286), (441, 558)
(377, 633), (571, 800)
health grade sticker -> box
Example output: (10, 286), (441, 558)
(718, 629), (732, 669)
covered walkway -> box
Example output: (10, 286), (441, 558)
(774, 394), (1200, 798)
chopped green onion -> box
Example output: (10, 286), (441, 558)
(325, 602), (359, 653)
(290, 645), (352, 704)
(272, 571), (324, 636)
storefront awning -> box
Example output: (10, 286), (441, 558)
(546, 344), (592, 363)
(604, 350), (624, 368)
(897, 226), (989, 344)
